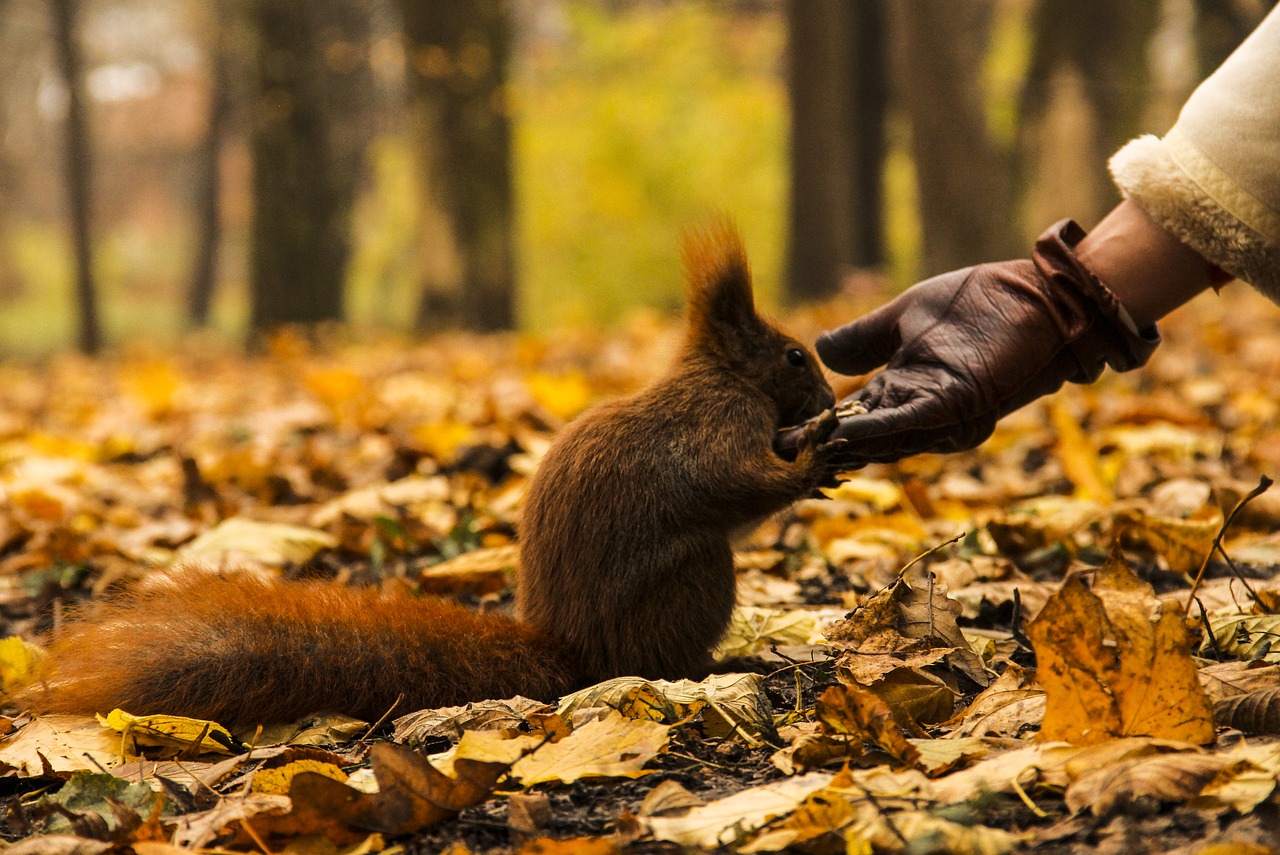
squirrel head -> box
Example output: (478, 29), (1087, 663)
(680, 221), (835, 428)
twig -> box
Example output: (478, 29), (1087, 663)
(1186, 475), (1272, 617)
(1212, 540), (1261, 607)
(892, 533), (966, 587)
(1010, 774), (1048, 819)
(668, 750), (729, 771)
(238, 817), (274, 855)
(851, 780), (907, 846)
(1197, 598), (1222, 659)
(83, 752), (111, 775)
(359, 692), (405, 742)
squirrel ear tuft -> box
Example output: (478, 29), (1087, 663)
(681, 219), (757, 334)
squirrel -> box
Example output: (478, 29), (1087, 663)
(17, 222), (837, 726)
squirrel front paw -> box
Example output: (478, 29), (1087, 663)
(793, 409), (843, 464)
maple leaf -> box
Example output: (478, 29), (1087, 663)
(1027, 552), (1215, 745)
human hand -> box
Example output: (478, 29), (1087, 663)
(816, 221), (1160, 466)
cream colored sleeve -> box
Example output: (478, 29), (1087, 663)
(1109, 6), (1280, 299)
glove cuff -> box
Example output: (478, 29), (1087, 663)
(1036, 219), (1161, 381)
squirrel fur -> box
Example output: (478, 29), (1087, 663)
(18, 223), (836, 726)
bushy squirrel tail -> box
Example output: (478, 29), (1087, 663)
(17, 575), (579, 726)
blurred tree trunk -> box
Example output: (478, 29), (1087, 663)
(0, 0), (18, 301)
(1194, 0), (1273, 74)
(189, 26), (231, 329)
(400, 0), (515, 332)
(888, 0), (1018, 278)
(249, 0), (372, 337)
(1021, 0), (1162, 228)
(785, 0), (887, 303)
(48, 0), (101, 354)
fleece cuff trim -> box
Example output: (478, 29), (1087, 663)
(1109, 134), (1280, 302)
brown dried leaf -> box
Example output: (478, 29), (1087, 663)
(1063, 752), (1236, 816)
(863, 667), (957, 728)
(279, 742), (507, 836)
(1214, 689), (1280, 735)
(1199, 660), (1280, 702)
(1114, 503), (1223, 574)
(816, 684), (919, 766)
(392, 696), (549, 744)
(943, 662), (1046, 738)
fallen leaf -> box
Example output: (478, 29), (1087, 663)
(0, 635), (45, 692)
(1114, 503), (1222, 574)
(172, 794), (294, 848)
(0, 714), (124, 776)
(557, 673), (771, 742)
(909, 736), (1013, 777)
(97, 709), (241, 755)
(3, 836), (114, 855)
(816, 684), (919, 765)
(646, 772), (834, 848)
(1213, 689), (1280, 735)
(1198, 660), (1280, 701)
(715, 606), (841, 659)
(1205, 614), (1280, 663)
(1064, 752), (1236, 816)
(943, 662), (1046, 738)
(638, 779), (704, 817)
(1028, 554), (1215, 745)
(177, 517), (336, 566)
(280, 742), (507, 835)
(859, 810), (1024, 855)
(508, 709), (669, 787)
(392, 696), (549, 744)
(861, 666), (958, 727)
(251, 758), (348, 794)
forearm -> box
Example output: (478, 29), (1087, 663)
(1074, 199), (1225, 328)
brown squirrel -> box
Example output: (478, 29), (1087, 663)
(18, 223), (837, 726)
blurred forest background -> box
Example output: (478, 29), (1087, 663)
(0, 0), (1272, 354)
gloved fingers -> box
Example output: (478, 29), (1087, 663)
(815, 299), (905, 376)
(826, 412), (998, 466)
(828, 393), (950, 443)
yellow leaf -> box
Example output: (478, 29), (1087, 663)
(1205, 614), (1280, 663)
(509, 709), (670, 787)
(252, 758), (348, 794)
(412, 419), (479, 463)
(0, 636), (45, 692)
(306, 368), (365, 413)
(1050, 397), (1113, 503)
(1114, 504), (1223, 574)
(1027, 554), (1215, 745)
(820, 476), (902, 511)
(97, 709), (242, 755)
(178, 517), (337, 566)
(123, 359), (180, 417)
(715, 606), (839, 659)
(527, 371), (592, 421)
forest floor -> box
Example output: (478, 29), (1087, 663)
(1, 289), (1280, 853)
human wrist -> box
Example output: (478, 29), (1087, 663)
(1074, 200), (1219, 328)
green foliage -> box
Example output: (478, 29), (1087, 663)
(513, 0), (786, 329)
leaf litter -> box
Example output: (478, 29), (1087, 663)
(2, 290), (1280, 850)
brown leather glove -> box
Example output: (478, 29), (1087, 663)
(816, 220), (1160, 466)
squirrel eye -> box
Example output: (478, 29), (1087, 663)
(785, 348), (806, 367)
